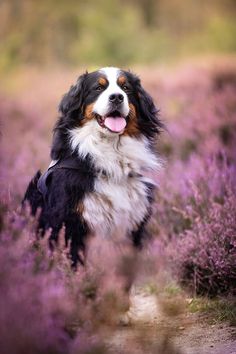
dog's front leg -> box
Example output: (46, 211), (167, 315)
(65, 212), (89, 268)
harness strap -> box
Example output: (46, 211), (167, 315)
(37, 156), (85, 198)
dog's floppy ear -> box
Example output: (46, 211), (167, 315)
(59, 72), (88, 119)
(51, 72), (88, 160)
(136, 78), (162, 139)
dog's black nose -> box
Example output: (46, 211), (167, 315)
(109, 93), (124, 104)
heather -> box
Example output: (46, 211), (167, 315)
(163, 156), (236, 296)
(0, 59), (236, 352)
(0, 205), (132, 354)
(151, 62), (236, 296)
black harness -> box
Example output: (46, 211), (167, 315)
(37, 156), (84, 197)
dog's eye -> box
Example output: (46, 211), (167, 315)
(122, 85), (129, 92)
(95, 85), (104, 91)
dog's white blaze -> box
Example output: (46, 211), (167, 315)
(92, 67), (130, 118)
(70, 120), (161, 238)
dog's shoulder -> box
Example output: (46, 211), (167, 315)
(41, 156), (95, 202)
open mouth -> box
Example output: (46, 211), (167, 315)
(96, 110), (127, 133)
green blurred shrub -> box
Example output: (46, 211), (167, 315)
(0, 0), (236, 70)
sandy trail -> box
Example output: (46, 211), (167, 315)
(108, 292), (236, 354)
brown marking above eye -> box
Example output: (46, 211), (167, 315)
(117, 76), (126, 86)
(98, 77), (108, 86)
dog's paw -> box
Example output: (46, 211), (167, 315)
(118, 311), (133, 326)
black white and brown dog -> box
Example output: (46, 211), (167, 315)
(23, 67), (162, 268)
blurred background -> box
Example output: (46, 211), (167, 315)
(0, 0), (236, 71)
(0, 2), (236, 353)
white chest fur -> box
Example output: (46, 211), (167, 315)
(82, 173), (151, 238)
(70, 121), (160, 238)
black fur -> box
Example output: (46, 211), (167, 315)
(24, 154), (95, 267)
(23, 69), (161, 267)
(123, 70), (162, 140)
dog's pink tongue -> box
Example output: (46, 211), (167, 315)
(104, 117), (126, 132)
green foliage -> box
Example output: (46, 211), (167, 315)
(0, 0), (236, 71)
(188, 297), (236, 325)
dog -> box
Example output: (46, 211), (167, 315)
(23, 67), (162, 268)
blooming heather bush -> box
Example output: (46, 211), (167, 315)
(152, 63), (236, 296)
(0, 204), (130, 353)
(165, 157), (236, 296)
(0, 206), (72, 353)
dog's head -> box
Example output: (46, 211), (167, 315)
(52, 67), (161, 159)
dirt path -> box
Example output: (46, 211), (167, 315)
(108, 292), (236, 354)
(174, 321), (236, 354)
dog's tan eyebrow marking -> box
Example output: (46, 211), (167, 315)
(117, 76), (126, 85)
(98, 77), (108, 86)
